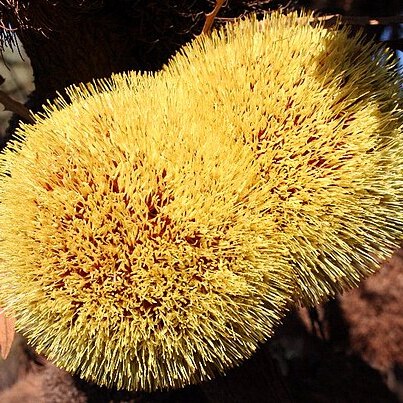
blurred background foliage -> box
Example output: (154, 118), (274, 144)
(0, 42), (33, 136)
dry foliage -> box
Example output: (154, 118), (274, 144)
(0, 310), (15, 360)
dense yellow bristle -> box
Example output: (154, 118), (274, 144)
(165, 12), (403, 305)
(0, 72), (293, 390)
(0, 11), (402, 392)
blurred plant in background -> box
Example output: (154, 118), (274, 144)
(0, 39), (34, 137)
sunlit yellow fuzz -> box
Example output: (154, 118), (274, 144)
(165, 11), (403, 305)
(0, 73), (294, 391)
(1, 10), (402, 392)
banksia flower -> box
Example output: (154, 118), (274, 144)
(1, 10), (402, 393)
(0, 74), (294, 390)
(165, 12), (403, 305)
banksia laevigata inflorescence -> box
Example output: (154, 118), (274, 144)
(0, 11), (402, 392)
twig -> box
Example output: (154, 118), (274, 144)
(216, 13), (403, 27)
(0, 89), (34, 123)
(201, 0), (226, 35)
(313, 14), (403, 28)
(0, 22), (16, 32)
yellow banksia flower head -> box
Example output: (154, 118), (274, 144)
(0, 10), (402, 392)
(165, 11), (403, 305)
(0, 73), (294, 391)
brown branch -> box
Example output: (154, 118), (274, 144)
(0, 90), (34, 123)
(217, 13), (403, 27)
(0, 22), (16, 31)
(313, 14), (403, 28)
(201, 0), (226, 35)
